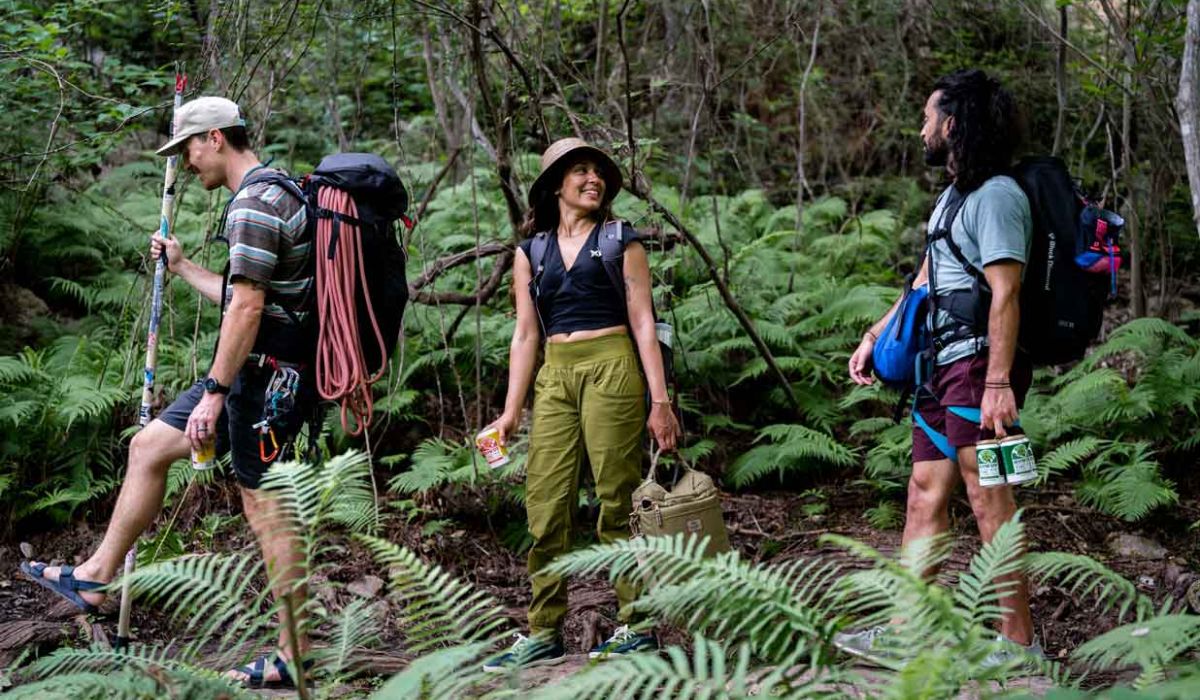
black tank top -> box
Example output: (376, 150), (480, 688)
(519, 222), (640, 336)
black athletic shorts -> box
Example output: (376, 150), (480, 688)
(158, 363), (315, 489)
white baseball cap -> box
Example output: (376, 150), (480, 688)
(155, 96), (246, 157)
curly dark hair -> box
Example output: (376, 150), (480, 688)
(932, 69), (1022, 191)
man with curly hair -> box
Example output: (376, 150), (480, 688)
(842, 69), (1042, 668)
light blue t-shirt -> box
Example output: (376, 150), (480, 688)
(926, 175), (1032, 365)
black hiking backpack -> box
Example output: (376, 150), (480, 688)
(303, 153), (411, 376)
(240, 154), (410, 438)
(244, 154), (410, 373)
(926, 156), (1123, 366)
(1011, 156), (1122, 364)
(527, 221), (675, 380)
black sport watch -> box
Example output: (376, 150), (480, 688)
(203, 377), (231, 395)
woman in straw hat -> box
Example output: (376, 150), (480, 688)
(482, 138), (680, 671)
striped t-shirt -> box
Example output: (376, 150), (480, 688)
(220, 169), (312, 325)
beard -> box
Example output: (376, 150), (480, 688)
(923, 138), (949, 167)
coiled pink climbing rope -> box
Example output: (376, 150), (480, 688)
(314, 186), (387, 436)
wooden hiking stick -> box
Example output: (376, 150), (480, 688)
(117, 69), (186, 651)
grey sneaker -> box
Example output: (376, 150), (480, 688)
(832, 625), (897, 665)
(980, 635), (1045, 674)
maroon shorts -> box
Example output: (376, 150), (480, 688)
(911, 351), (1033, 463)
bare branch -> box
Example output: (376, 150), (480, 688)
(409, 241), (509, 292)
(410, 250), (513, 306)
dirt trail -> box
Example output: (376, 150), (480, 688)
(2, 479), (1197, 695)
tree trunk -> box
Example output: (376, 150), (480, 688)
(1101, 0), (1144, 317)
(1052, 6), (1068, 156)
(1177, 0), (1200, 242)
(594, 0), (609, 103)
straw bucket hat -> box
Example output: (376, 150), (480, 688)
(527, 138), (623, 208)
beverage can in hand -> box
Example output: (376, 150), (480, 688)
(975, 439), (1005, 487)
(1000, 435), (1038, 485)
(476, 427), (509, 469)
(191, 436), (216, 471)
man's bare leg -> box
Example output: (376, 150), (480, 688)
(24, 419), (189, 605)
(227, 484), (309, 684)
(902, 458), (958, 576)
(957, 445), (1034, 645)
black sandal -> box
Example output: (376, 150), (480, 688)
(231, 653), (312, 689)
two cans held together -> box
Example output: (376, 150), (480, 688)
(976, 434), (1037, 488)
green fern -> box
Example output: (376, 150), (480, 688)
(525, 636), (766, 700)
(1075, 442), (1177, 521)
(1038, 436), (1107, 482)
(357, 535), (509, 653)
(1026, 551), (1153, 623)
(370, 642), (493, 700)
(726, 423), (857, 488)
(312, 598), (384, 681)
(1073, 614), (1200, 682)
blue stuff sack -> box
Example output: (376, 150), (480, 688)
(872, 283), (929, 388)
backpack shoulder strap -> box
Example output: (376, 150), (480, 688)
(598, 220), (628, 308)
(527, 232), (551, 338)
(528, 231), (550, 283)
(926, 187), (985, 288)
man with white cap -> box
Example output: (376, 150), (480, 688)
(20, 96), (317, 689)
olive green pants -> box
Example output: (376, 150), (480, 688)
(526, 334), (646, 635)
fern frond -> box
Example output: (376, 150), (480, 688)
(387, 438), (477, 495)
(311, 597), (383, 681)
(357, 535), (508, 652)
(544, 533), (717, 592)
(1026, 552), (1152, 623)
(630, 553), (844, 661)
(259, 451), (378, 536)
(1076, 442), (1177, 521)
(17, 643), (252, 699)
(1073, 614), (1200, 675)
(951, 516), (1026, 627)
(125, 552), (273, 662)
(0, 398), (40, 427)
(54, 376), (125, 431)
(370, 642), (492, 700)
(726, 424), (857, 488)
(1038, 437), (1107, 481)
(526, 636), (760, 700)
(0, 355), (42, 384)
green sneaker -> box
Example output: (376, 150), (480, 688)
(588, 625), (659, 660)
(481, 632), (566, 673)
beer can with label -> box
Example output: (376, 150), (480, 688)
(191, 437), (217, 471)
(1000, 435), (1038, 485)
(975, 439), (1005, 487)
(475, 427), (510, 469)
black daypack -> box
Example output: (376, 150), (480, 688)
(527, 221), (674, 380)
(925, 156), (1122, 366)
